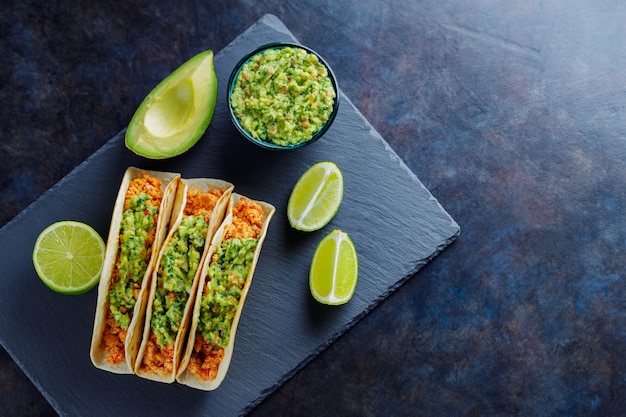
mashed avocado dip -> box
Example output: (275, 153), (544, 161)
(151, 215), (208, 347)
(108, 193), (158, 330)
(230, 46), (336, 147)
(198, 237), (258, 348)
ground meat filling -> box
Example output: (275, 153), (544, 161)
(139, 187), (224, 376)
(103, 173), (163, 364)
(140, 333), (175, 375)
(102, 314), (127, 365)
(225, 197), (265, 241)
(186, 197), (264, 381)
(186, 333), (225, 381)
(185, 188), (224, 223)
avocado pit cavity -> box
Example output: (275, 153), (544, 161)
(144, 80), (195, 137)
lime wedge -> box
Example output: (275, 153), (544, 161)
(309, 229), (358, 305)
(32, 221), (105, 295)
(287, 161), (343, 231)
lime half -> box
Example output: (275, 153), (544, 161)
(287, 161), (343, 232)
(32, 221), (105, 295)
(309, 229), (358, 305)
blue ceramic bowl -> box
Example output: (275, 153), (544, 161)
(227, 42), (339, 150)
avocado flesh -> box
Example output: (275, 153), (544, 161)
(125, 50), (217, 159)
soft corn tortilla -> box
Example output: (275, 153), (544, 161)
(134, 178), (234, 383)
(176, 193), (275, 390)
(90, 167), (181, 375)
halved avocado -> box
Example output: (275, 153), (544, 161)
(125, 50), (218, 159)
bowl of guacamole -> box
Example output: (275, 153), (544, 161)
(227, 42), (339, 150)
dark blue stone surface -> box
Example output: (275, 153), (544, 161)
(2, 1), (626, 416)
(0, 15), (459, 416)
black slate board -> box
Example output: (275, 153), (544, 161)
(0, 14), (459, 417)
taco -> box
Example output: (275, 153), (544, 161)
(90, 167), (181, 374)
(134, 178), (234, 383)
(176, 193), (275, 390)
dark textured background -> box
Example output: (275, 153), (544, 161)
(2, 1), (626, 416)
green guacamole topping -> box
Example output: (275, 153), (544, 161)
(108, 193), (158, 330)
(150, 215), (208, 347)
(230, 46), (336, 147)
(198, 237), (258, 348)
